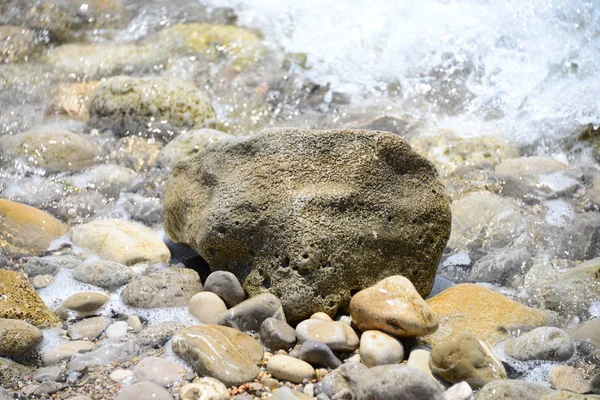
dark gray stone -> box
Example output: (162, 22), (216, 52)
(136, 321), (185, 348)
(298, 340), (341, 369)
(203, 270), (246, 307)
(72, 259), (133, 290)
(313, 362), (367, 398)
(217, 293), (285, 332)
(260, 317), (297, 351)
(350, 365), (444, 400)
(24, 255), (80, 277)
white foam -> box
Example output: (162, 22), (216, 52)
(543, 199), (575, 227)
(442, 251), (471, 267)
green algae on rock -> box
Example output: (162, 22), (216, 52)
(0, 269), (61, 328)
(88, 76), (216, 141)
(163, 128), (452, 322)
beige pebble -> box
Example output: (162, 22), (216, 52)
(127, 315), (143, 333)
(359, 330), (404, 367)
(188, 292), (227, 324)
(109, 369), (133, 383)
(267, 355), (316, 383)
(43, 340), (95, 365)
(296, 319), (359, 351)
(180, 377), (229, 400)
(32, 274), (54, 289)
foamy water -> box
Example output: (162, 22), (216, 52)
(205, 0), (600, 144)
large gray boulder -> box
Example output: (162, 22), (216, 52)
(164, 128), (451, 322)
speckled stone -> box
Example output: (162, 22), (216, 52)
(136, 321), (186, 347)
(121, 268), (202, 308)
(475, 380), (554, 400)
(72, 259), (133, 290)
(504, 327), (574, 361)
(0, 319), (43, 356)
(351, 365), (445, 400)
(548, 365), (589, 394)
(32, 274), (54, 289)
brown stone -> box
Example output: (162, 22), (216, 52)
(46, 81), (101, 121)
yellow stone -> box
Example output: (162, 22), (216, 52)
(0, 199), (68, 257)
(423, 283), (550, 346)
(46, 81), (101, 121)
(0, 270), (61, 328)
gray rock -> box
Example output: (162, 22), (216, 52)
(72, 260), (133, 290)
(54, 190), (110, 225)
(0, 387), (11, 400)
(132, 356), (186, 387)
(117, 193), (162, 225)
(88, 76), (216, 141)
(136, 321), (185, 348)
(298, 340), (341, 369)
(0, 318), (43, 356)
(69, 336), (141, 371)
(163, 128), (451, 323)
(272, 387), (313, 400)
(121, 268), (203, 308)
(474, 380), (554, 400)
(313, 362), (367, 398)
(350, 365), (445, 400)
(504, 327), (574, 361)
(33, 366), (62, 382)
(115, 381), (173, 400)
(33, 381), (64, 396)
(590, 371), (600, 394)
(0, 357), (34, 387)
(24, 255), (81, 277)
(570, 319), (600, 355)
(260, 317), (297, 351)
(67, 316), (112, 340)
(218, 293), (285, 332)
(203, 270), (246, 307)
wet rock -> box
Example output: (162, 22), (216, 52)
(180, 378), (229, 400)
(109, 137), (163, 173)
(267, 355), (316, 383)
(117, 193), (162, 225)
(71, 219), (170, 265)
(504, 327), (574, 361)
(548, 365), (589, 394)
(0, 199), (68, 257)
(569, 320), (600, 354)
(0, 174), (64, 210)
(163, 128), (451, 323)
(133, 356), (186, 387)
(0, 126), (103, 172)
(42, 341), (95, 365)
(296, 319), (359, 351)
(188, 291), (227, 324)
(136, 321), (185, 348)
(406, 348), (436, 381)
(172, 324), (263, 386)
(468, 246), (532, 287)
(0, 318), (43, 356)
(69, 336), (141, 371)
(67, 316), (111, 340)
(203, 270), (246, 308)
(32, 274), (54, 289)
(313, 362), (367, 398)
(424, 283), (550, 346)
(0, 357), (34, 387)
(350, 365), (445, 400)
(217, 293), (285, 332)
(54, 190), (110, 224)
(359, 330), (404, 367)
(59, 291), (110, 316)
(297, 340), (341, 369)
(260, 317), (297, 351)
(121, 268), (202, 308)
(33, 381), (64, 396)
(46, 81), (101, 121)
(0, 269), (61, 327)
(350, 275), (438, 337)
(33, 366), (62, 382)
(67, 163), (139, 198)
(430, 331), (507, 389)
(88, 76), (216, 141)
(72, 259), (133, 290)
(105, 321), (129, 338)
(115, 381), (173, 400)
(25, 255), (80, 277)
(0, 25), (41, 63)
(475, 380), (554, 400)
(444, 382), (473, 400)
(158, 128), (234, 168)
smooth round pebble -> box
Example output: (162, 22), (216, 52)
(180, 377), (229, 400)
(43, 341), (95, 365)
(311, 312), (333, 322)
(106, 321), (129, 338)
(110, 369), (133, 383)
(115, 381), (173, 400)
(133, 356), (186, 387)
(32, 274), (54, 289)
(0, 318), (43, 356)
(297, 340), (341, 369)
(127, 315), (143, 333)
(444, 382), (473, 400)
(61, 291), (110, 313)
(267, 355), (316, 383)
(406, 348), (436, 381)
(67, 316), (112, 340)
(504, 327), (574, 361)
(203, 271), (246, 308)
(548, 365), (589, 394)
(260, 317), (297, 351)
(272, 387), (313, 400)
(359, 330), (404, 367)
(72, 260), (133, 290)
(296, 319), (359, 351)
(189, 292), (227, 324)
(33, 366), (62, 382)
(217, 292), (285, 332)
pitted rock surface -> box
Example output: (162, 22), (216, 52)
(164, 128), (451, 322)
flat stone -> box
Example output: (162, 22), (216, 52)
(569, 320), (600, 354)
(424, 283), (550, 346)
(350, 365), (445, 400)
(24, 255), (80, 277)
(475, 380), (554, 400)
(548, 365), (589, 394)
(188, 291), (227, 324)
(32, 274), (54, 289)
(180, 378), (229, 400)
(115, 381), (173, 400)
(260, 317), (297, 352)
(133, 356), (186, 387)
(313, 362), (367, 398)
(33, 381), (64, 396)
(69, 336), (141, 371)
(350, 276), (438, 337)
(121, 268), (202, 308)
(172, 324), (263, 387)
(0, 199), (69, 257)
(0, 269), (61, 328)
(203, 270), (246, 308)
(296, 319), (359, 351)
(267, 355), (316, 384)
(109, 138), (163, 173)
(504, 327), (574, 361)
(136, 321), (185, 347)
(297, 340), (341, 369)
(72, 259), (133, 290)
(0, 318), (43, 356)
(359, 330), (404, 367)
(109, 369), (133, 383)
(430, 331), (507, 389)
(272, 387), (313, 400)
(59, 291), (110, 315)
(67, 164), (139, 198)
(70, 219), (170, 265)
(33, 366), (62, 382)
(217, 293), (285, 332)
(543, 393), (600, 400)
(127, 316), (143, 333)
(67, 316), (112, 340)
(105, 321), (129, 338)
(42, 341), (95, 365)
